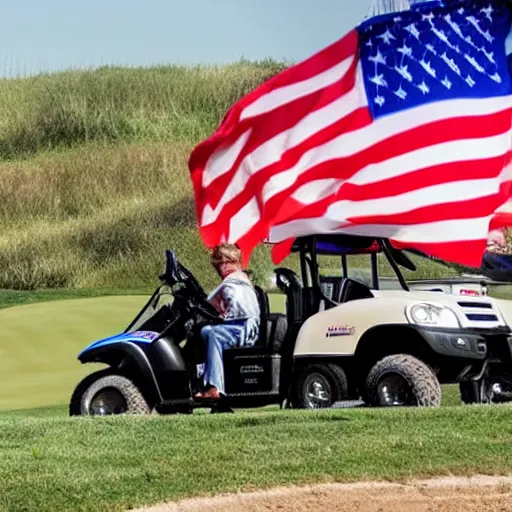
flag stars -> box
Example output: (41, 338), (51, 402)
(441, 52), (461, 76)
(369, 49), (387, 66)
(441, 76), (452, 89)
(425, 43), (437, 55)
(369, 74), (388, 87)
(431, 27), (450, 46)
(405, 23), (421, 40)
(374, 95), (385, 107)
(489, 72), (502, 83)
(422, 12), (435, 23)
(465, 75), (476, 87)
(482, 30), (494, 43)
(394, 86), (407, 100)
(394, 64), (413, 82)
(377, 29), (396, 45)
(417, 81), (430, 95)
(480, 5), (494, 21)
(464, 54), (485, 73)
(397, 43), (413, 57)
(481, 48), (496, 64)
(420, 59), (437, 78)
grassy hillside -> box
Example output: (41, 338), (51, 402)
(0, 61), (457, 291)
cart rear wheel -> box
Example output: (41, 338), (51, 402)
(293, 363), (348, 409)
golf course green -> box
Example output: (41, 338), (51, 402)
(0, 296), (147, 410)
(0, 294), (287, 411)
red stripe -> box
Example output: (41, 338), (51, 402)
(271, 239), (296, 265)
(260, 108), (512, 222)
(399, 239), (489, 268)
(490, 211), (512, 230)
(346, 185), (512, 226)
(200, 103), (512, 245)
(188, 30), (359, 186)
(336, 153), (512, 202)
(195, 55), (360, 211)
(200, 64), (360, 210)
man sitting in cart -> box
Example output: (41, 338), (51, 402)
(194, 243), (260, 400)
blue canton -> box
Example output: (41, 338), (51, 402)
(358, 0), (512, 119)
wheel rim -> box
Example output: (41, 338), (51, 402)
(89, 388), (128, 415)
(487, 376), (512, 403)
(303, 373), (332, 408)
(376, 373), (417, 406)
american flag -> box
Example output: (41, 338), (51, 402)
(189, 0), (512, 267)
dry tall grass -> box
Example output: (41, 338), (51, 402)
(0, 60), (453, 291)
(0, 61), (287, 290)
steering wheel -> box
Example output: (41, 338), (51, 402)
(176, 262), (207, 300)
(168, 252), (222, 322)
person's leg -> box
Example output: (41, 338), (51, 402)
(198, 324), (244, 398)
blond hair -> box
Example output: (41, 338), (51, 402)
(210, 243), (242, 265)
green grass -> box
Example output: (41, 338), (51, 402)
(0, 295), (147, 410)
(1, 406), (512, 512)
(0, 62), (288, 292)
(0, 288), (151, 310)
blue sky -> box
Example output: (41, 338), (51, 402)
(0, 0), (371, 78)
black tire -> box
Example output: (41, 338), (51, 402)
(459, 381), (477, 404)
(69, 370), (151, 416)
(365, 354), (441, 407)
(293, 363), (348, 409)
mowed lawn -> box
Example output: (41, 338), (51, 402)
(0, 295), (147, 410)
(0, 293), (286, 410)
(1, 406), (512, 512)
(0, 294), (511, 512)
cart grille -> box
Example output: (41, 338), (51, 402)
(457, 301), (500, 326)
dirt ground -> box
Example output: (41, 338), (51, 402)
(131, 475), (512, 511)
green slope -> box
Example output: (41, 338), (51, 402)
(0, 296), (147, 410)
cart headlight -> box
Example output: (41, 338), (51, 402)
(405, 302), (460, 328)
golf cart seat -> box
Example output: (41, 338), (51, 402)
(222, 284), (287, 397)
(224, 285), (287, 357)
(320, 276), (374, 304)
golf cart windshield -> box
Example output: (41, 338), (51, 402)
(123, 249), (182, 333)
(124, 285), (174, 334)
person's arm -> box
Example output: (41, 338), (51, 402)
(218, 284), (237, 319)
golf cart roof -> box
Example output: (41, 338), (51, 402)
(290, 234), (382, 256)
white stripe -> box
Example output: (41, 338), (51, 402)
(268, 216), (493, 244)
(326, 173), (509, 220)
(240, 55), (355, 120)
(284, 131), (512, 205)
(208, 84), (512, 213)
(227, 197), (261, 242)
(267, 163), (512, 243)
(292, 178), (342, 203)
(262, 94), (512, 203)
(200, 64), (368, 227)
(202, 129), (252, 188)
(347, 131), (512, 186)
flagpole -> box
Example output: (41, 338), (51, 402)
(364, 0), (411, 18)
(364, 0), (440, 19)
